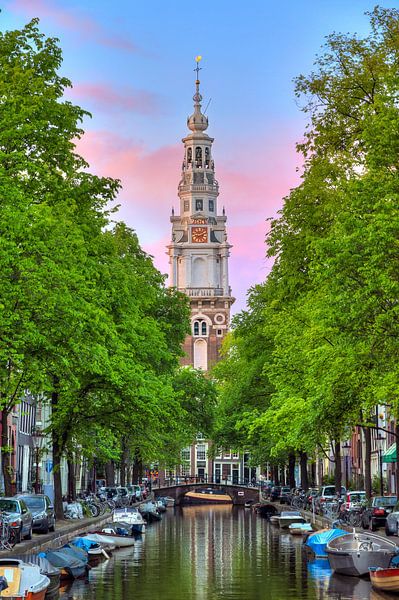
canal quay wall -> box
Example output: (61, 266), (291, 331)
(0, 512), (112, 557)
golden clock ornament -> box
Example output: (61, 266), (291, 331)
(192, 227), (208, 243)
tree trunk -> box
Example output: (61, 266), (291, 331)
(132, 448), (143, 484)
(299, 451), (309, 491)
(1, 409), (13, 497)
(288, 453), (296, 489)
(363, 426), (372, 499)
(67, 456), (76, 501)
(51, 386), (65, 521)
(273, 465), (279, 486)
(105, 461), (115, 486)
(334, 441), (342, 493)
(395, 422), (399, 497)
(120, 439), (128, 487)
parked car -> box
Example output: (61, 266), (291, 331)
(314, 485), (346, 514)
(270, 486), (282, 502)
(376, 496), (399, 535)
(343, 491), (367, 511)
(279, 486), (291, 505)
(0, 497), (33, 542)
(362, 496), (397, 531)
(100, 486), (118, 499)
(16, 494), (55, 534)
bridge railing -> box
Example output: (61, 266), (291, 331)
(152, 475), (261, 488)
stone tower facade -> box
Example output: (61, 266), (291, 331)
(167, 65), (234, 371)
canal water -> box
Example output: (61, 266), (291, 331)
(59, 505), (375, 600)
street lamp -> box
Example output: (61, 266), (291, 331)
(31, 423), (44, 495)
(342, 442), (351, 490)
(376, 433), (386, 496)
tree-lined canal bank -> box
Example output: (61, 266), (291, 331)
(59, 506), (372, 600)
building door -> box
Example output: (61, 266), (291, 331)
(232, 465), (239, 484)
(198, 467), (205, 481)
(215, 464), (221, 484)
(222, 464), (231, 483)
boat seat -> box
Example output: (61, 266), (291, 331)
(0, 566), (20, 596)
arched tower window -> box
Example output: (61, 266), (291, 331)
(193, 319), (208, 337)
(205, 147), (210, 167)
(195, 147), (202, 167)
(187, 148), (192, 163)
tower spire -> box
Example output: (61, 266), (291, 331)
(188, 56), (208, 132)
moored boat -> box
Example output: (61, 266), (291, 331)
(183, 489), (232, 505)
(305, 529), (348, 558)
(255, 503), (278, 519)
(113, 507), (146, 534)
(0, 558), (50, 599)
(326, 532), (399, 577)
(40, 548), (88, 581)
(277, 511), (306, 529)
(88, 528), (135, 548)
(370, 567), (399, 592)
(140, 501), (162, 521)
(289, 523), (313, 535)
(13, 555), (60, 599)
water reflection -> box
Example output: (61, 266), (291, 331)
(59, 506), (372, 600)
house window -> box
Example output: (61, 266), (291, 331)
(233, 452), (239, 459)
(209, 199), (214, 212)
(217, 329), (223, 337)
(193, 322), (199, 336)
(197, 444), (206, 460)
(181, 448), (190, 462)
(195, 199), (203, 211)
(201, 321), (207, 336)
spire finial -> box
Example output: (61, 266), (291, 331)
(187, 56), (208, 132)
(194, 55), (202, 81)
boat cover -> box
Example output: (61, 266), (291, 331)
(39, 549), (87, 579)
(72, 538), (100, 552)
(62, 544), (89, 564)
(305, 529), (348, 557)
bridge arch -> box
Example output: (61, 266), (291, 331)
(154, 482), (259, 506)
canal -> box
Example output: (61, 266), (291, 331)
(59, 505), (374, 600)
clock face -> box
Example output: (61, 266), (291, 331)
(192, 227), (208, 243)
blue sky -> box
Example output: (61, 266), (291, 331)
(2, 0), (394, 311)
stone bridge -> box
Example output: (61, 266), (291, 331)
(154, 483), (260, 506)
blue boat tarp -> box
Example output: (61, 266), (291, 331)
(73, 537), (99, 552)
(305, 529), (348, 557)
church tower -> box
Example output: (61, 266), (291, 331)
(168, 59), (234, 371)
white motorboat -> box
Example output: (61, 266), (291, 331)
(0, 558), (50, 599)
(277, 511), (306, 529)
(113, 507), (146, 534)
(83, 533), (119, 550)
(97, 527), (135, 548)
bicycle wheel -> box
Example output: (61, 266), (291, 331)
(88, 503), (100, 517)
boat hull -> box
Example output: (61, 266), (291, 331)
(326, 533), (398, 577)
(370, 568), (399, 592)
(278, 517), (306, 529)
(183, 492), (232, 505)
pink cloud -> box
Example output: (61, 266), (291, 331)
(66, 83), (163, 116)
(8, 0), (139, 53)
(74, 129), (299, 312)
